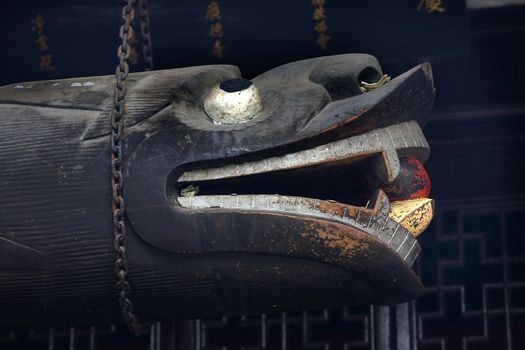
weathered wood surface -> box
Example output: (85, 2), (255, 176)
(0, 54), (434, 328)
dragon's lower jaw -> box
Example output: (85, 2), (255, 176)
(178, 193), (433, 263)
(175, 120), (433, 266)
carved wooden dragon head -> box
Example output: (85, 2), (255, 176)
(0, 54), (434, 327)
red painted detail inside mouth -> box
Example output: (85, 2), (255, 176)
(381, 156), (431, 201)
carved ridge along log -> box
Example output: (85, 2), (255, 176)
(0, 54), (435, 328)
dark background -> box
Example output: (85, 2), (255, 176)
(0, 0), (524, 349)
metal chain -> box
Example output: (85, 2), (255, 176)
(111, 0), (143, 335)
(138, 0), (154, 71)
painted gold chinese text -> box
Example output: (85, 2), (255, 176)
(31, 14), (55, 71)
(417, 0), (446, 13)
(206, 1), (224, 58)
(311, 0), (330, 50)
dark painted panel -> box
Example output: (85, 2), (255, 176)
(1, 0), (468, 85)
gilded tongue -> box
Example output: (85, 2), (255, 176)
(388, 198), (434, 237)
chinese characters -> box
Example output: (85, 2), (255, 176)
(311, 0), (330, 50)
(206, 1), (224, 58)
(417, 0), (445, 14)
(31, 14), (55, 71)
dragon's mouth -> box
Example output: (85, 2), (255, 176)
(174, 120), (433, 265)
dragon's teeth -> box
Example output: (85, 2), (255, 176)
(177, 121), (428, 183)
(178, 195), (353, 224)
(370, 149), (400, 184)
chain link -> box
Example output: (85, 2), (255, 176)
(138, 0), (154, 71)
(111, 0), (143, 335)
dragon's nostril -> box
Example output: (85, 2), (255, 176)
(203, 78), (263, 125)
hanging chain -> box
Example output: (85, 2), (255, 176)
(138, 0), (154, 71)
(111, 0), (143, 335)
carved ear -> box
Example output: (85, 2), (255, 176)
(309, 54), (383, 100)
